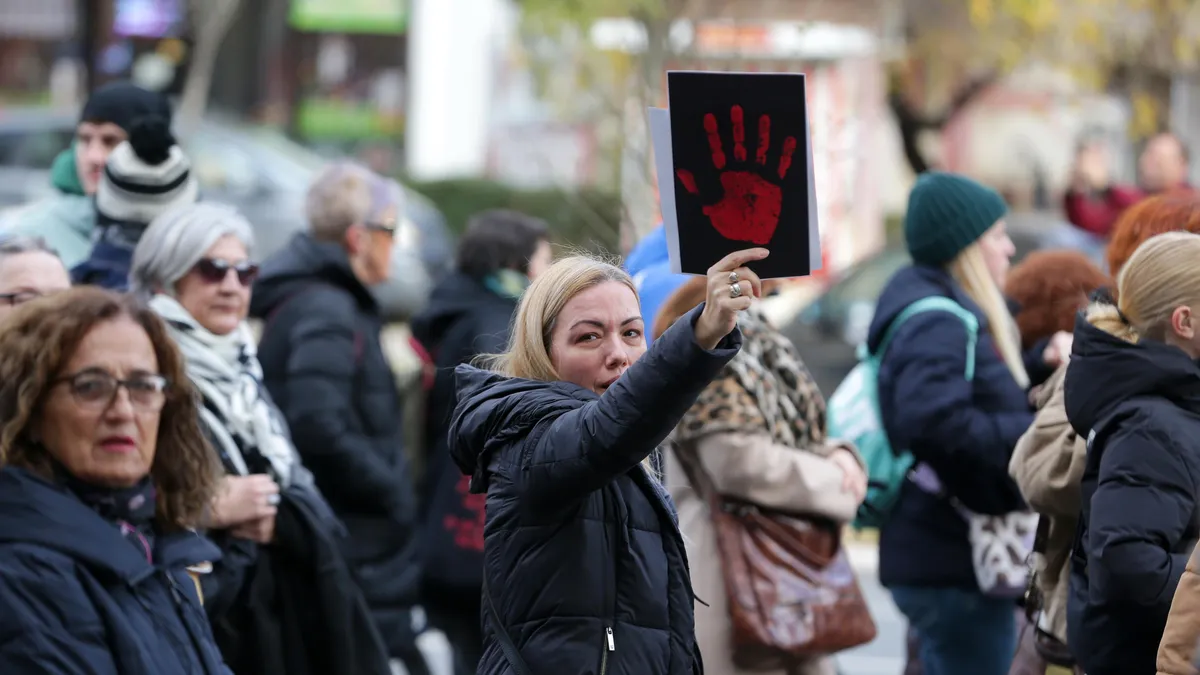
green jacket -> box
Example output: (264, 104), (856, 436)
(2, 147), (96, 267)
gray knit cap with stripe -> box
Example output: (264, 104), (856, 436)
(95, 116), (198, 228)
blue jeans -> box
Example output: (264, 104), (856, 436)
(890, 586), (1016, 675)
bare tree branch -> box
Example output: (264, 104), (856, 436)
(177, 0), (242, 133)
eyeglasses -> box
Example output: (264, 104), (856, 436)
(194, 258), (260, 286)
(364, 218), (398, 236)
(0, 290), (44, 306)
(53, 371), (169, 412)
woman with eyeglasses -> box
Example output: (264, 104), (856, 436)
(0, 235), (71, 316)
(129, 202), (392, 675)
(0, 286), (231, 674)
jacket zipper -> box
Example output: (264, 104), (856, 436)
(600, 626), (615, 675)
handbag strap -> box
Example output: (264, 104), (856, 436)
(482, 574), (534, 675)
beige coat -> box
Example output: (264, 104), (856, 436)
(665, 431), (863, 675)
(1158, 543), (1200, 675)
(1008, 364), (1086, 644)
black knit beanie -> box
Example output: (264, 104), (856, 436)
(79, 81), (172, 133)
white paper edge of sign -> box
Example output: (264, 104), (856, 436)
(803, 74), (822, 273)
(648, 106), (684, 275)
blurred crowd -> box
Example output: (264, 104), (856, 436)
(5, 75), (1200, 675)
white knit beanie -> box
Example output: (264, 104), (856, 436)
(95, 116), (198, 226)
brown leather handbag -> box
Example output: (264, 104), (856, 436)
(673, 444), (877, 670)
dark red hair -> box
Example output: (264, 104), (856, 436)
(1005, 249), (1111, 347)
(1107, 190), (1200, 275)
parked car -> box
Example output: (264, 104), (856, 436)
(781, 212), (1088, 395)
(0, 109), (453, 319)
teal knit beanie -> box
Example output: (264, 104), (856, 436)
(903, 172), (1008, 266)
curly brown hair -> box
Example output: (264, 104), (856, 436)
(0, 286), (219, 532)
(1107, 191), (1200, 275)
(1005, 249), (1111, 348)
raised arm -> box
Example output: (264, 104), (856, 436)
(514, 248), (769, 507)
(515, 304), (740, 506)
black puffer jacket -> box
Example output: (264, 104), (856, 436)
(250, 233), (421, 655)
(1063, 307), (1200, 675)
(411, 271), (518, 592)
(448, 304), (740, 675)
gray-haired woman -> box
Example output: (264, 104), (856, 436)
(130, 202), (392, 675)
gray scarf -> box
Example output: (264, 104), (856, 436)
(150, 294), (296, 486)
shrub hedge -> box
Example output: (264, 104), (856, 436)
(405, 178), (623, 254)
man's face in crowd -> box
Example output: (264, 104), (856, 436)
(74, 122), (127, 195)
(0, 251), (70, 319)
(1139, 133), (1189, 193)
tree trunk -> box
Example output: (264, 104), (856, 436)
(619, 14), (673, 254)
(887, 69), (998, 175)
(177, 0), (243, 133)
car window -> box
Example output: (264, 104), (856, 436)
(824, 249), (910, 311)
(185, 134), (261, 197)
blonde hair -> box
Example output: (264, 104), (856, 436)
(490, 255), (635, 378)
(486, 255), (659, 476)
(947, 243), (1030, 388)
(1088, 231), (1200, 344)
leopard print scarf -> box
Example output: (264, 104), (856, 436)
(675, 307), (827, 451)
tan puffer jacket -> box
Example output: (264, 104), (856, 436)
(1158, 543), (1200, 675)
(1009, 364), (1086, 644)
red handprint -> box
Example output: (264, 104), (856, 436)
(676, 106), (798, 246)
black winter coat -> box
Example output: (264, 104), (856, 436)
(411, 271), (518, 592)
(867, 265), (1036, 589)
(250, 233), (421, 653)
(449, 304), (740, 675)
(0, 467), (230, 675)
(1063, 311), (1200, 675)
(210, 486), (392, 675)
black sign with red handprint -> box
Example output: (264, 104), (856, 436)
(667, 71), (813, 278)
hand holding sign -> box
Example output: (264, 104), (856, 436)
(675, 106), (798, 246)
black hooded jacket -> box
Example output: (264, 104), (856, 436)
(448, 304), (740, 675)
(1063, 309), (1200, 675)
(411, 271), (518, 592)
(249, 233), (421, 653)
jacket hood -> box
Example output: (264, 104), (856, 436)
(866, 264), (988, 353)
(249, 232), (378, 320)
(1064, 308), (1200, 436)
(448, 364), (592, 483)
(0, 467), (218, 583)
(411, 272), (514, 347)
(50, 147), (85, 196)
(624, 223), (668, 277)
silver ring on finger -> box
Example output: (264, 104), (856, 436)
(266, 494), (281, 506)
(728, 270), (739, 285)
(729, 282), (743, 299)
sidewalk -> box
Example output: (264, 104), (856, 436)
(844, 527), (880, 575)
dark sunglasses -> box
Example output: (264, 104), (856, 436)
(194, 258), (260, 286)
